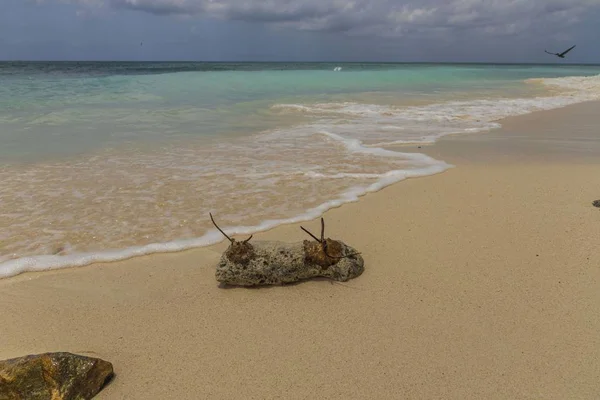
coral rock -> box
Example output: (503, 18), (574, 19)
(216, 240), (364, 286)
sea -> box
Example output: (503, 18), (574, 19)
(2, 62), (600, 278)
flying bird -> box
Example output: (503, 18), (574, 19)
(544, 45), (576, 58)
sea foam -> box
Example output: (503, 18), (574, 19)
(1, 73), (600, 278)
(0, 141), (448, 278)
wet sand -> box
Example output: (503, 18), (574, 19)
(1, 101), (600, 399)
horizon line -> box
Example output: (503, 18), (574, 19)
(1, 60), (599, 66)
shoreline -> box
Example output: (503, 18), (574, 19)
(0, 158), (451, 279)
(3, 91), (600, 278)
(2, 99), (600, 398)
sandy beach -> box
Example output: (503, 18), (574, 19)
(2, 101), (600, 399)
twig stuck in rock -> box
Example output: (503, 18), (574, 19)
(210, 213), (253, 244)
(210, 213), (255, 265)
(210, 213), (233, 243)
(300, 226), (320, 242)
(300, 218), (361, 264)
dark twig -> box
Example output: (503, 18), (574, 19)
(300, 217), (361, 260)
(320, 217), (325, 243)
(300, 226), (320, 242)
(210, 213), (233, 243)
(210, 213), (253, 244)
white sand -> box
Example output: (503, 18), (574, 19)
(1, 102), (600, 399)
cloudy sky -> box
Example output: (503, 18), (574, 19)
(2, 0), (600, 62)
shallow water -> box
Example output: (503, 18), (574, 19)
(2, 62), (600, 277)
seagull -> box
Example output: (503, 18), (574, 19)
(544, 45), (576, 59)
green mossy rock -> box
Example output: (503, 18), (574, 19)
(0, 352), (113, 400)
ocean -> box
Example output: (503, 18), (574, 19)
(2, 62), (600, 277)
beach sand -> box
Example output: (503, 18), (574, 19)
(2, 102), (600, 399)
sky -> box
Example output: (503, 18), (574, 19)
(1, 0), (600, 62)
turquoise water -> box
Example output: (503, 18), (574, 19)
(2, 62), (600, 161)
(2, 62), (600, 277)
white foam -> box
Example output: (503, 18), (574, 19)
(0, 150), (450, 279)
(0, 115), (451, 278)
(3, 73), (600, 279)
(273, 74), (600, 147)
(528, 74), (600, 93)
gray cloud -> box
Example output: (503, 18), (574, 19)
(47, 0), (600, 37)
(111, 0), (201, 15)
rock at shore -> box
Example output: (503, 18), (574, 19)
(215, 240), (364, 286)
(593, 200), (600, 208)
(0, 352), (113, 400)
